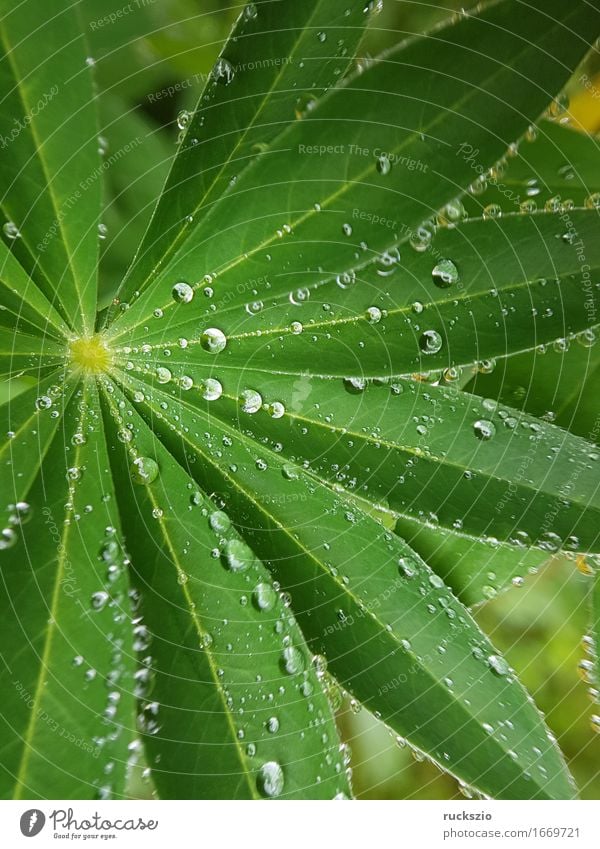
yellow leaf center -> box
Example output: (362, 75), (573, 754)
(69, 335), (112, 373)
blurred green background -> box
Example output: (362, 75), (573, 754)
(6, 0), (599, 799)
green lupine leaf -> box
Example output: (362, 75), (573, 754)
(100, 382), (351, 800)
(2, 0), (600, 802)
(0, 380), (135, 799)
(0, 0), (102, 334)
(108, 0), (598, 344)
(113, 0), (372, 312)
(591, 570), (600, 731)
(0, 240), (69, 339)
(394, 516), (549, 608)
(463, 120), (600, 216)
(115, 361), (600, 555)
(97, 96), (172, 305)
(467, 338), (600, 443)
(108, 208), (600, 379)
(0, 329), (65, 379)
(0, 376), (34, 406)
(109, 367), (577, 799)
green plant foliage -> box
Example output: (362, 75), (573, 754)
(1, 0), (599, 801)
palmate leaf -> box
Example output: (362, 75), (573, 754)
(1, 0), (600, 802)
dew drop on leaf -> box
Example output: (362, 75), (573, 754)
(201, 327), (227, 353)
(3, 221), (20, 240)
(156, 367), (172, 384)
(473, 419), (496, 440)
(240, 389), (262, 414)
(366, 306), (382, 323)
(253, 582), (277, 611)
(488, 654), (509, 676)
(222, 539), (253, 572)
(172, 281), (194, 303)
(257, 761), (284, 797)
(199, 378), (223, 401)
(131, 457), (159, 485)
(281, 645), (304, 675)
(432, 258), (459, 288)
(209, 510), (231, 534)
(419, 330), (443, 354)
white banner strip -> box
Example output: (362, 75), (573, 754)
(0, 800), (598, 848)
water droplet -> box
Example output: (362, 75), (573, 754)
(473, 419), (496, 440)
(266, 716), (280, 733)
(156, 367), (172, 384)
(209, 510), (231, 534)
(432, 259), (459, 288)
(253, 582), (277, 611)
(419, 330), (443, 355)
(3, 221), (21, 240)
(201, 327), (227, 353)
(91, 591), (109, 611)
(488, 654), (509, 676)
(131, 457), (159, 485)
(240, 389), (262, 414)
(199, 378), (223, 401)
(35, 395), (53, 410)
(281, 645), (304, 675)
(376, 153), (391, 175)
(213, 58), (235, 85)
(257, 761), (284, 797)
(172, 281), (194, 303)
(266, 401), (285, 419)
(222, 539), (254, 572)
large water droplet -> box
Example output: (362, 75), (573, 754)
(257, 761), (284, 797)
(172, 281), (194, 304)
(131, 457), (159, 485)
(240, 389), (262, 414)
(432, 259), (459, 288)
(419, 330), (443, 354)
(222, 539), (253, 572)
(473, 419), (496, 440)
(201, 328), (227, 353)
